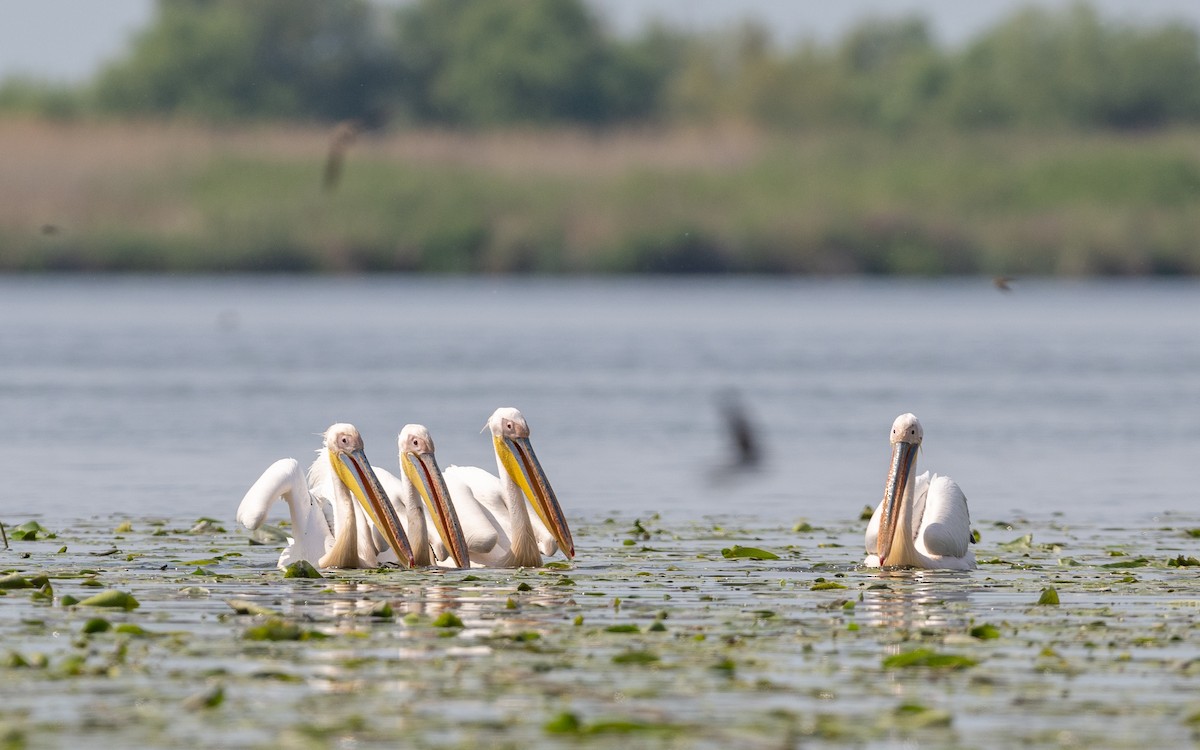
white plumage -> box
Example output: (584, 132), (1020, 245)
(443, 407), (574, 568)
(864, 414), (975, 570)
(237, 457), (333, 570)
(237, 424), (414, 570)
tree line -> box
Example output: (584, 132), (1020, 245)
(3, 0), (1200, 132)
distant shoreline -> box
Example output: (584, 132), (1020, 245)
(3, 118), (1198, 276)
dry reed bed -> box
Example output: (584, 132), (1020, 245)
(1, 117), (1198, 274)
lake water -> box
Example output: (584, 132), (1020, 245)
(2, 275), (1197, 528)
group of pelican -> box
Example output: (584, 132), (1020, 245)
(238, 409), (974, 572)
(237, 408), (574, 570)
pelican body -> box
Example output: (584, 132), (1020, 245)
(238, 424), (415, 570)
(864, 414), (975, 570)
(372, 424), (471, 568)
(443, 408), (575, 568)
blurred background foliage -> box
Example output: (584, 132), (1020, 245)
(1, 0), (1199, 275)
(3, 0), (1199, 132)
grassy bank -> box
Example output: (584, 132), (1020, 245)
(2, 118), (1199, 274)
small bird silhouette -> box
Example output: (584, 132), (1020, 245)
(993, 276), (1015, 293)
(716, 389), (762, 471)
(322, 120), (361, 192)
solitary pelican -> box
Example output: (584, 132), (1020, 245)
(238, 424), (415, 570)
(371, 424), (472, 568)
(864, 414), (975, 570)
(443, 408), (575, 568)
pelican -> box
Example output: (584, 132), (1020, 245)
(442, 408), (575, 568)
(864, 414), (975, 570)
(238, 424), (415, 570)
(370, 424), (471, 568)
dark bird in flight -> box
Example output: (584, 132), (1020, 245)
(717, 389), (762, 471)
(322, 120), (361, 192)
(993, 276), (1015, 293)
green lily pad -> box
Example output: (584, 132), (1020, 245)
(225, 599), (281, 617)
(612, 650), (660, 665)
(721, 545), (780, 560)
(10, 521), (54, 542)
(78, 590), (140, 610)
(1037, 587), (1060, 606)
(811, 581), (847, 590)
(0, 574), (34, 590)
(433, 612), (463, 628)
(242, 619), (304, 638)
(82, 618), (112, 634)
(970, 623), (1001, 640)
(1102, 557), (1150, 569)
(283, 560), (323, 579)
(883, 648), (977, 670)
(605, 624), (640, 633)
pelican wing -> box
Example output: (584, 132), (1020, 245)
(863, 500), (883, 556)
(444, 465), (503, 555)
(238, 458), (307, 530)
(916, 473), (972, 559)
(238, 458), (333, 569)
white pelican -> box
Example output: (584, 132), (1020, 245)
(371, 424), (471, 568)
(238, 424), (415, 570)
(443, 408), (575, 568)
(237, 458), (332, 570)
(864, 414), (975, 570)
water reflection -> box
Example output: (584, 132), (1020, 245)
(858, 569), (973, 631)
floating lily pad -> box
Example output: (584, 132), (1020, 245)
(811, 581), (847, 591)
(283, 560), (322, 579)
(432, 612), (463, 628)
(605, 624), (639, 633)
(182, 684), (225, 711)
(1036, 587), (1060, 606)
(78, 590), (140, 611)
(612, 650), (660, 665)
(970, 623), (1001, 640)
(998, 534), (1033, 551)
(721, 546), (780, 560)
(0, 574), (34, 590)
(10, 521), (54, 542)
(1102, 557), (1150, 569)
(243, 618), (306, 641)
(225, 599), (280, 617)
(82, 618), (112, 634)
(883, 649), (977, 670)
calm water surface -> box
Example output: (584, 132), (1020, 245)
(2, 275), (1197, 526)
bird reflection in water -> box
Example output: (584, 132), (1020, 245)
(856, 569), (972, 632)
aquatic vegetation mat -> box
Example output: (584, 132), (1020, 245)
(1, 512), (1199, 748)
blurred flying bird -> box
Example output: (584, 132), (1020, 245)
(993, 276), (1014, 293)
(864, 413), (975, 570)
(717, 389), (762, 471)
(322, 120), (361, 192)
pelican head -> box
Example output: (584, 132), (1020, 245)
(398, 424), (470, 568)
(488, 407), (575, 559)
(876, 413), (923, 567)
(325, 423), (415, 567)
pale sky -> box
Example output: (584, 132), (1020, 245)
(2, 0), (1199, 83)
